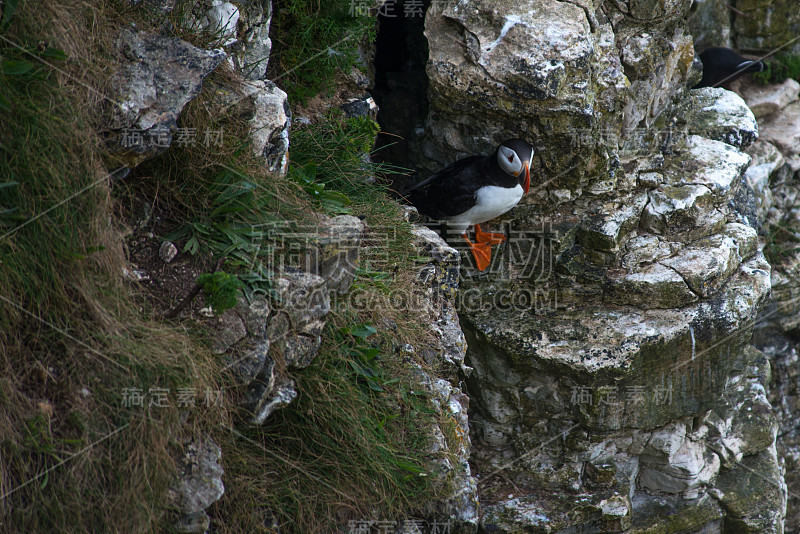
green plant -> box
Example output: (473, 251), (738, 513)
(335, 323), (399, 392)
(214, 308), (445, 533)
(291, 161), (352, 212)
(160, 164), (289, 294)
(196, 271), (244, 314)
(753, 53), (800, 85)
(268, 0), (377, 103)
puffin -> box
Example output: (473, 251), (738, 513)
(694, 47), (765, 88)
(406, 138), (534, 271)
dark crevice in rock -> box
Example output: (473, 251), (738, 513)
(371, 0), (431, 191)
(657, 260), (702, 298)
(556, 0), (598, 33)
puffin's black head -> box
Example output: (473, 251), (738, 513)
(694, 47), (765, 89)
(496, 138), (534, 194)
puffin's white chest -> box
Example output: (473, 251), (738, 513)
(445, 184), (524, 233)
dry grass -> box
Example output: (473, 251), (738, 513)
(0, 1), (230, 531)
(0, 1), (462, 532)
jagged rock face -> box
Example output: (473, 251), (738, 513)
(416, 1), (786, 531)
(732, 0), (800, 52)
(419, 0), (694, 190)
(189, 0), (274, 80)
(689, 0), (800, 54)
(409, 226), (479, 532)
(738, 67), (800, 534)
(108, 29), (226, 165)
(739, 78), (800, 120)
(210, 78), (290, 176)
(686, 0), (732, 51)
(168, 436), (225, 533)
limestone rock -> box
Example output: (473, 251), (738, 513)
(604, 261), (698, 308)
(481, 496), (560, 533)
(234, 0), (273, 80)
(195, 1), (239, 46)
(687, 87), (759, 149)
(247, 81), (290, 176)
(417, 372), (478, 531)
(621, 29), (695, 132)
(759, 100), (800, 162)
(577, 193), (648, 252)
(411, 226), (467, 373)
(386, 224), (477, 531)
(713, 446), (787, 534)
(732, 0), (800, 51)
(209, 275), (327, 426)
(739, 77), (800, 119)
(659, 226), (755, 297)
(641, 135), (750, 240)
(108, 29), (225, 165)
(754, 330), (800, 532)
(341, 95), (378, 119)
(209, 308), (247, 354)
(420, 0), (628, 184)
(234, 294), (270, 338)
(267, 271), (330, 368)
(168, 437), (224, 533)
(481, 491), (633, 533)
(621, 235), (680, 270)
(640, 183), (718, 239)
(159, 241), (178, 263)
(211, 78), (290, 175)
(745, 139), (784, 221)
(228, 340), (269, 385)
(189, 0), (273, 80)
(248, 376), (297, 425)
(639, 429), (720, 494)
(686, 0), (732, 50)
(628, 0), (693, 20)
(208, 294), (269, 355)
(306, 215), (365, 295)
(406, 0), (786, 531)
(629, 493), (723, 532)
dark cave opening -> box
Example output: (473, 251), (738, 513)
(371, 0), (431, 191)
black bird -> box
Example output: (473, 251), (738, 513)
(694, 47), (765, 89)
(406, 139), (534, 271)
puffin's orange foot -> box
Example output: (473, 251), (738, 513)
(470, 242), (492, 271)
(462, 233), (493, 271)
(474, 224), (506, 245)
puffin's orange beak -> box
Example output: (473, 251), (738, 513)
(522, 161), (530, 194)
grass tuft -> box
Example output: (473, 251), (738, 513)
(268, 0), (377, 104)
(0, 2), (228, 531)
(752, 53), (800, 85)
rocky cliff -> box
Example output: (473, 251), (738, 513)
(405, 0), (800, 532)
(5, 0), (800, 532)
(111, 0), (800, 531)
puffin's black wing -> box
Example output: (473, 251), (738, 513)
(694, 47), (765, 88)
(407, 155), (489, 220)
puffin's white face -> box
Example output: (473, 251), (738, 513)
(497, 145), (524, 176)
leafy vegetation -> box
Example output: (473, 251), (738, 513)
(268, 0), (377, 103)
(752, 53), (800, 85)
(196, 271), (244, 314)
